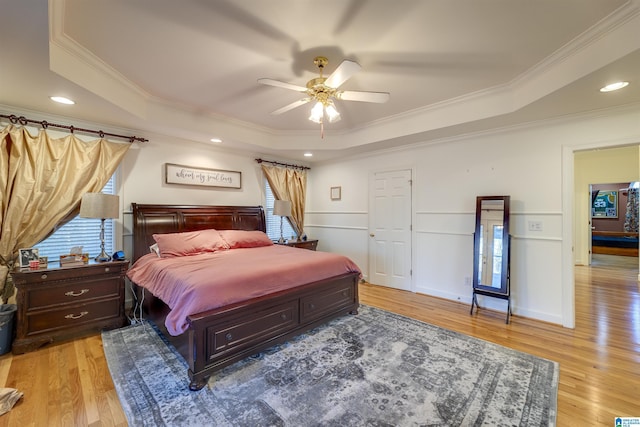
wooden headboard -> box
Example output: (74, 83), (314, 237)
(131, 204), (266, 261)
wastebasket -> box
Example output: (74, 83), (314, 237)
(0, 304), (16, 355)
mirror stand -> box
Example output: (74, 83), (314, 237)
(470, 249), (512, 324)
(470, 196), (512, 324)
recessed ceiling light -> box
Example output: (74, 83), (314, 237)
(210, 137), (222, 143)
(599, 81), (629, 92)
(304, 153), (313, 157)
(50, 96), (75, 105)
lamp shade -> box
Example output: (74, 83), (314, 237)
(79, 193), (119, 219)
(273, 199), (291, 217)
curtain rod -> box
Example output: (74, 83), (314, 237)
(255, 158), (310, 170)
(0, 113), (148, 143)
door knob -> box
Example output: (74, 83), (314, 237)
(369, 233), (375, 237)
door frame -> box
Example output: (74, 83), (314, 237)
(588, 184), (594, 266)
(368, 166), (415, 292)
(563, 141), (640, 329)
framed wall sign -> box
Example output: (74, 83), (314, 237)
(592, 190), (617, 218)
(165, 163), (241, 189)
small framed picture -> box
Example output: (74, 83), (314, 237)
(330, 186), (341, 201)
(19, 248), (39, 268)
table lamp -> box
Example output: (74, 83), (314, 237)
(273, 199), (292, 244)
(79, 193), (119, 262)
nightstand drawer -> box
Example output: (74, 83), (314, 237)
(24, 298), (122, 336)
(23, 263), (122, 283)
(27, 278), (120, 309)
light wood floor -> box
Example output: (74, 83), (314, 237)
(0, 254), (638, 426)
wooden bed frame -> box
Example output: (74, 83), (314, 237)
(130, 203), (360, 390)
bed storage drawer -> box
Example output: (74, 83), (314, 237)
(300, 279), (356, 323)
(207, 301), (300, 359)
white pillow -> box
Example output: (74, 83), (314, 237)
(149, 243), (160, 257)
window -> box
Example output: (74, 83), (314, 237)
(265, 180), (296, 241)
(34, 176), (116, 261)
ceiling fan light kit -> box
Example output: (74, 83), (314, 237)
(259, 56), (389, 137)
(309, 101), (324, 124)
(325, 101), (341, 123)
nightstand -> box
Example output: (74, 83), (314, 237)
(281, 239), (318, 251)
(11, 260), (129, 354)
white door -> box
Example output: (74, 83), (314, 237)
(368, 169), (412, 290)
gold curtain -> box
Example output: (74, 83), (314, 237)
(0, 125), (130, 302)
(261, 165), (307, 237)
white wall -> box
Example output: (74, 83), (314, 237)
(307, 106), (640, 327)
(121, 136), (265, 208)
(119, 133), (266, 257)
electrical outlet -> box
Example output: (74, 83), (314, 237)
(528, 220), (543, 231)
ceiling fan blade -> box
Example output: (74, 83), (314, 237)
(270, 98), (311, 115)
(337, 90), (390, 103)
(258, 78), (307, 92)
(324, 60), (361, 89)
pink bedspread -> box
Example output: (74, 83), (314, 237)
(127, 245), (361, 335)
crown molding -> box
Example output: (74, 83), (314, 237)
(49, 0), (151, 118)
(513, 0), (640, 87)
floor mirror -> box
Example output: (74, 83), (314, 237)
(470, 195), (512, 323)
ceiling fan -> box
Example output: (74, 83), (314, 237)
(258, 56), (389, 135)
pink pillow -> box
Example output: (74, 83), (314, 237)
(152, 229), (229, 257)
(219, 230), (274, 249)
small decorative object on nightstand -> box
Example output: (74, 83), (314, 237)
(11, 259), (129, 354)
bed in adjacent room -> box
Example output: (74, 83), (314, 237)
(127, 204), (361, 390)
(592, 230), (639, 257)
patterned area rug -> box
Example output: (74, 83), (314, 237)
(102, 305), (558, 426)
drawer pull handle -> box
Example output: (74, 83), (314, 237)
(104, 267), (110, 273)
(41, 274), (48, 280)
(65, 289), (90, 297)
(225, 333), (233, 341)
(309, 303), (315, 310)
(281, 313), (287, 320)
(65, 311), (88, 320)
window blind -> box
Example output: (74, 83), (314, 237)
(265, 179), (296, 241)
(34, 177), (115, 261)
